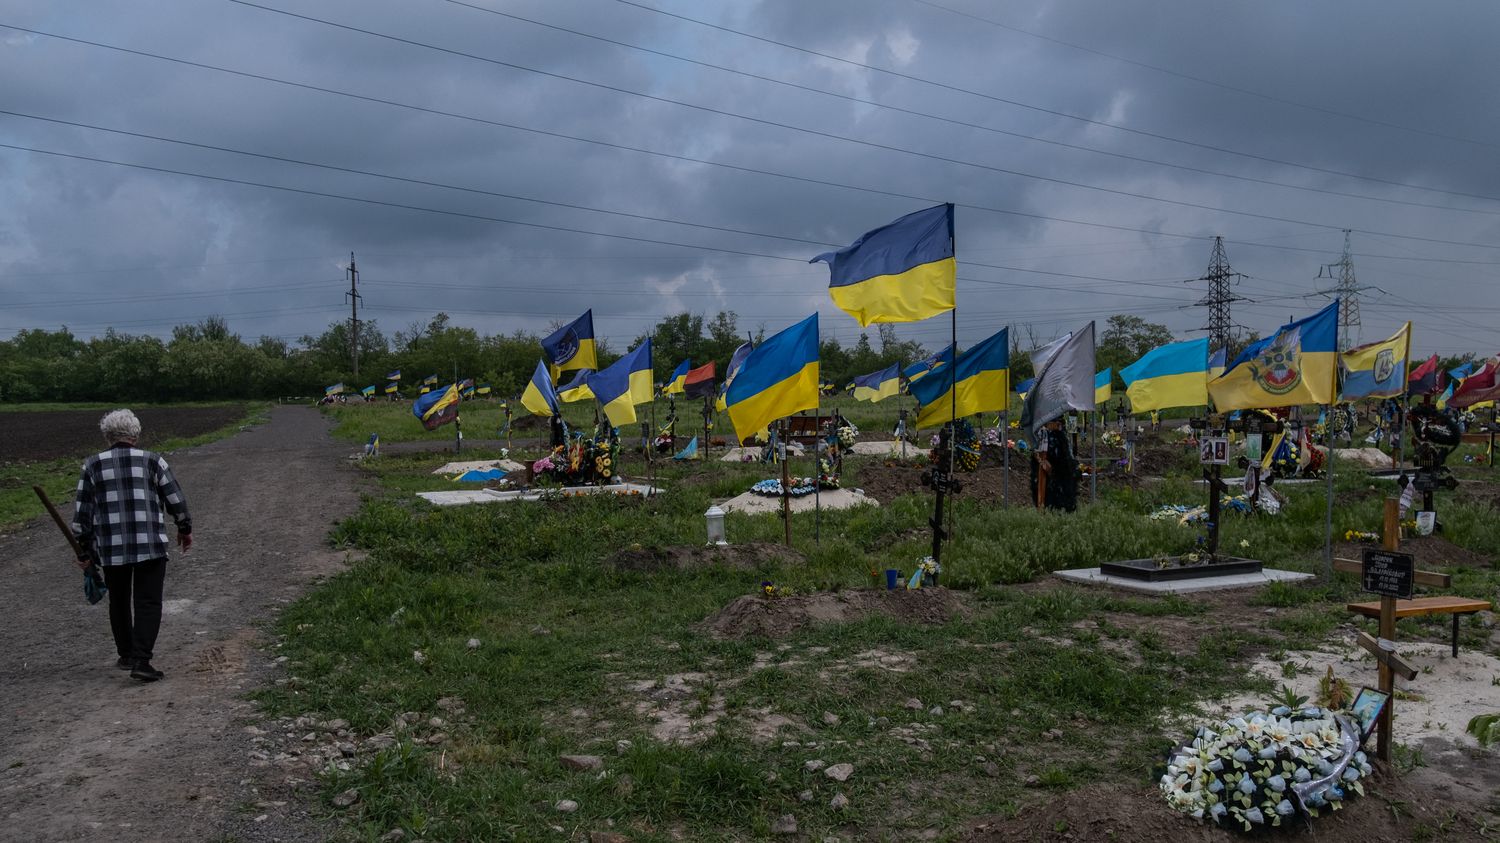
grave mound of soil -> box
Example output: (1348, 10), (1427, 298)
(702, 588), (970, 639)
(963, 768), (1496, 843)
(606, 542), (805, 573)
(857, 462), (1032, 506)
(1335, 534), (1493, 569)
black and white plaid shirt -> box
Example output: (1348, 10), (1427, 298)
(71, 443), (192, 567)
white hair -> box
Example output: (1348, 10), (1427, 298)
(100, 409), (142, 441)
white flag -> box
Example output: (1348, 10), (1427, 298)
(1021, 322), (1096, 438)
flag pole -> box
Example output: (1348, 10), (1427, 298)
(1321, 304), (1341, 580)
(947, 216), (958, 549)
(814, 406), (821, 544)
(1002, 324), (1010, 506)
(1091, 409), (1098, 504)
(453, 360), (461, 454)
(780, 419), (793, 547)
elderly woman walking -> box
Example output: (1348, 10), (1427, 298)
(71, 409), (193, 682)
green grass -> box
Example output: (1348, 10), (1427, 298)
(0, 403), (268, 532)
(256, 431), (1500, 840)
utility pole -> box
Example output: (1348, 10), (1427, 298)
(1318, 230), (1361, 350)
(1190, 236), (1246, 355)
(345, 251), (362, 377)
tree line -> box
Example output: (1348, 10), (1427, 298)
(0, 310), (1206, 404)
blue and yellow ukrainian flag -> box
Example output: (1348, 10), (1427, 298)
(851, 363), (901, 403)
(558, 369), (595, 403)
(386, 369), (401, 381)
(324, 383), (345, 396)
(419, 384), (432, 395)
(1014, 376), (1034, 401)
(360, 385), (376, 398)
(903, 344), (954, 385)
(909, 327), (1009, 428)
(1094, 368), (1113, 405)
(1121, 337), (1208, 412)
(1341, 322), (1410, 400)
(1209, 301), (1339, 411)
(811, 204), (956, 327)
(591, 339), (654, 426)
(725, 315), (820, 442)
(384, 381), (399, 394)
(476, 383), (492, 395)
(422, 374), (439, 386)
(520, 360), (562, 417)
(664, 359), (691, 395)
(412, 383), (460, 430)
(541, 310), (598, 378)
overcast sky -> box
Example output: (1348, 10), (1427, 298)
(3, 0), (1499, 358)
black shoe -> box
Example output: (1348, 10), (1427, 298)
(130, 661), (164, 682)
(116, 657), (134, 670)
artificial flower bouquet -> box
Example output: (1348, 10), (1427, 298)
(1161, 706), (1369, 832)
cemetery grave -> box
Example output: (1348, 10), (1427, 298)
(234, 397), (1500, 841)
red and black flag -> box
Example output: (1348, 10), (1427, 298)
(1407, 354), (1444, 395)
(683, 361), (717, 399)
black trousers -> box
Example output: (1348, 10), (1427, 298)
(103, 557), (167, 662)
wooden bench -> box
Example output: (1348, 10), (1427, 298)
(1345, 596), (1492, 657)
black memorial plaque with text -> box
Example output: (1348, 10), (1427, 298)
(1361, 549), (1414, 599)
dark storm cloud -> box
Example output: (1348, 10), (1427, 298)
(2, 0), (1497, 356)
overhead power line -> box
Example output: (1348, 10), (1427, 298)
(908, 0), (1500, 153)
(612, 0), (1500, 203)
(17, 20), (1500, 263)
(220, 0), (1500, 246)
(433, 0), (1498, 217)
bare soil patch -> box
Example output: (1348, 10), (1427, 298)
(0, 405), (248, 463)
(1335, 535), (1493, 569)
(856, 461), (1032, 506)
(606, 541), (805, 573)
(963, 760), (1498, 843)
(702, 588), (971, 639)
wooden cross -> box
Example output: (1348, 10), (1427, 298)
(1330, 498), (1448, 763)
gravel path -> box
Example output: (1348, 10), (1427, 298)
(0, 406), (362, 842)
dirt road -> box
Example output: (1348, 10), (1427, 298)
(0, 406), (361, 842)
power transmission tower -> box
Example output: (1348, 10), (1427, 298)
(345, 252), (362, 377)
(1191, 236), (1246, 354)
(1317, 230), (1361, 349)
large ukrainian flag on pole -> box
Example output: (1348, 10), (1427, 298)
(1121, 337), (1208, 412)
(851, 363), (901, 403)
(520, 359), (562, 417)
(724, 315), (820, 442)
(1340, 322), (1410, 400)
(541, 310), (598, 379)
(910, 327), (1009, 428)
(591, 339), (653, 427)
(1209, 301), (1340, 411)
(811, 204), (955, 327)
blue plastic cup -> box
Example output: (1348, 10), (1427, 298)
(885, 569), (900, 590)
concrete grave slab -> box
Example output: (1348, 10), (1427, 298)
(1053, 566), (1314, 594)
(432, 459), (525, 475)
(418, 482), (661, 506)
